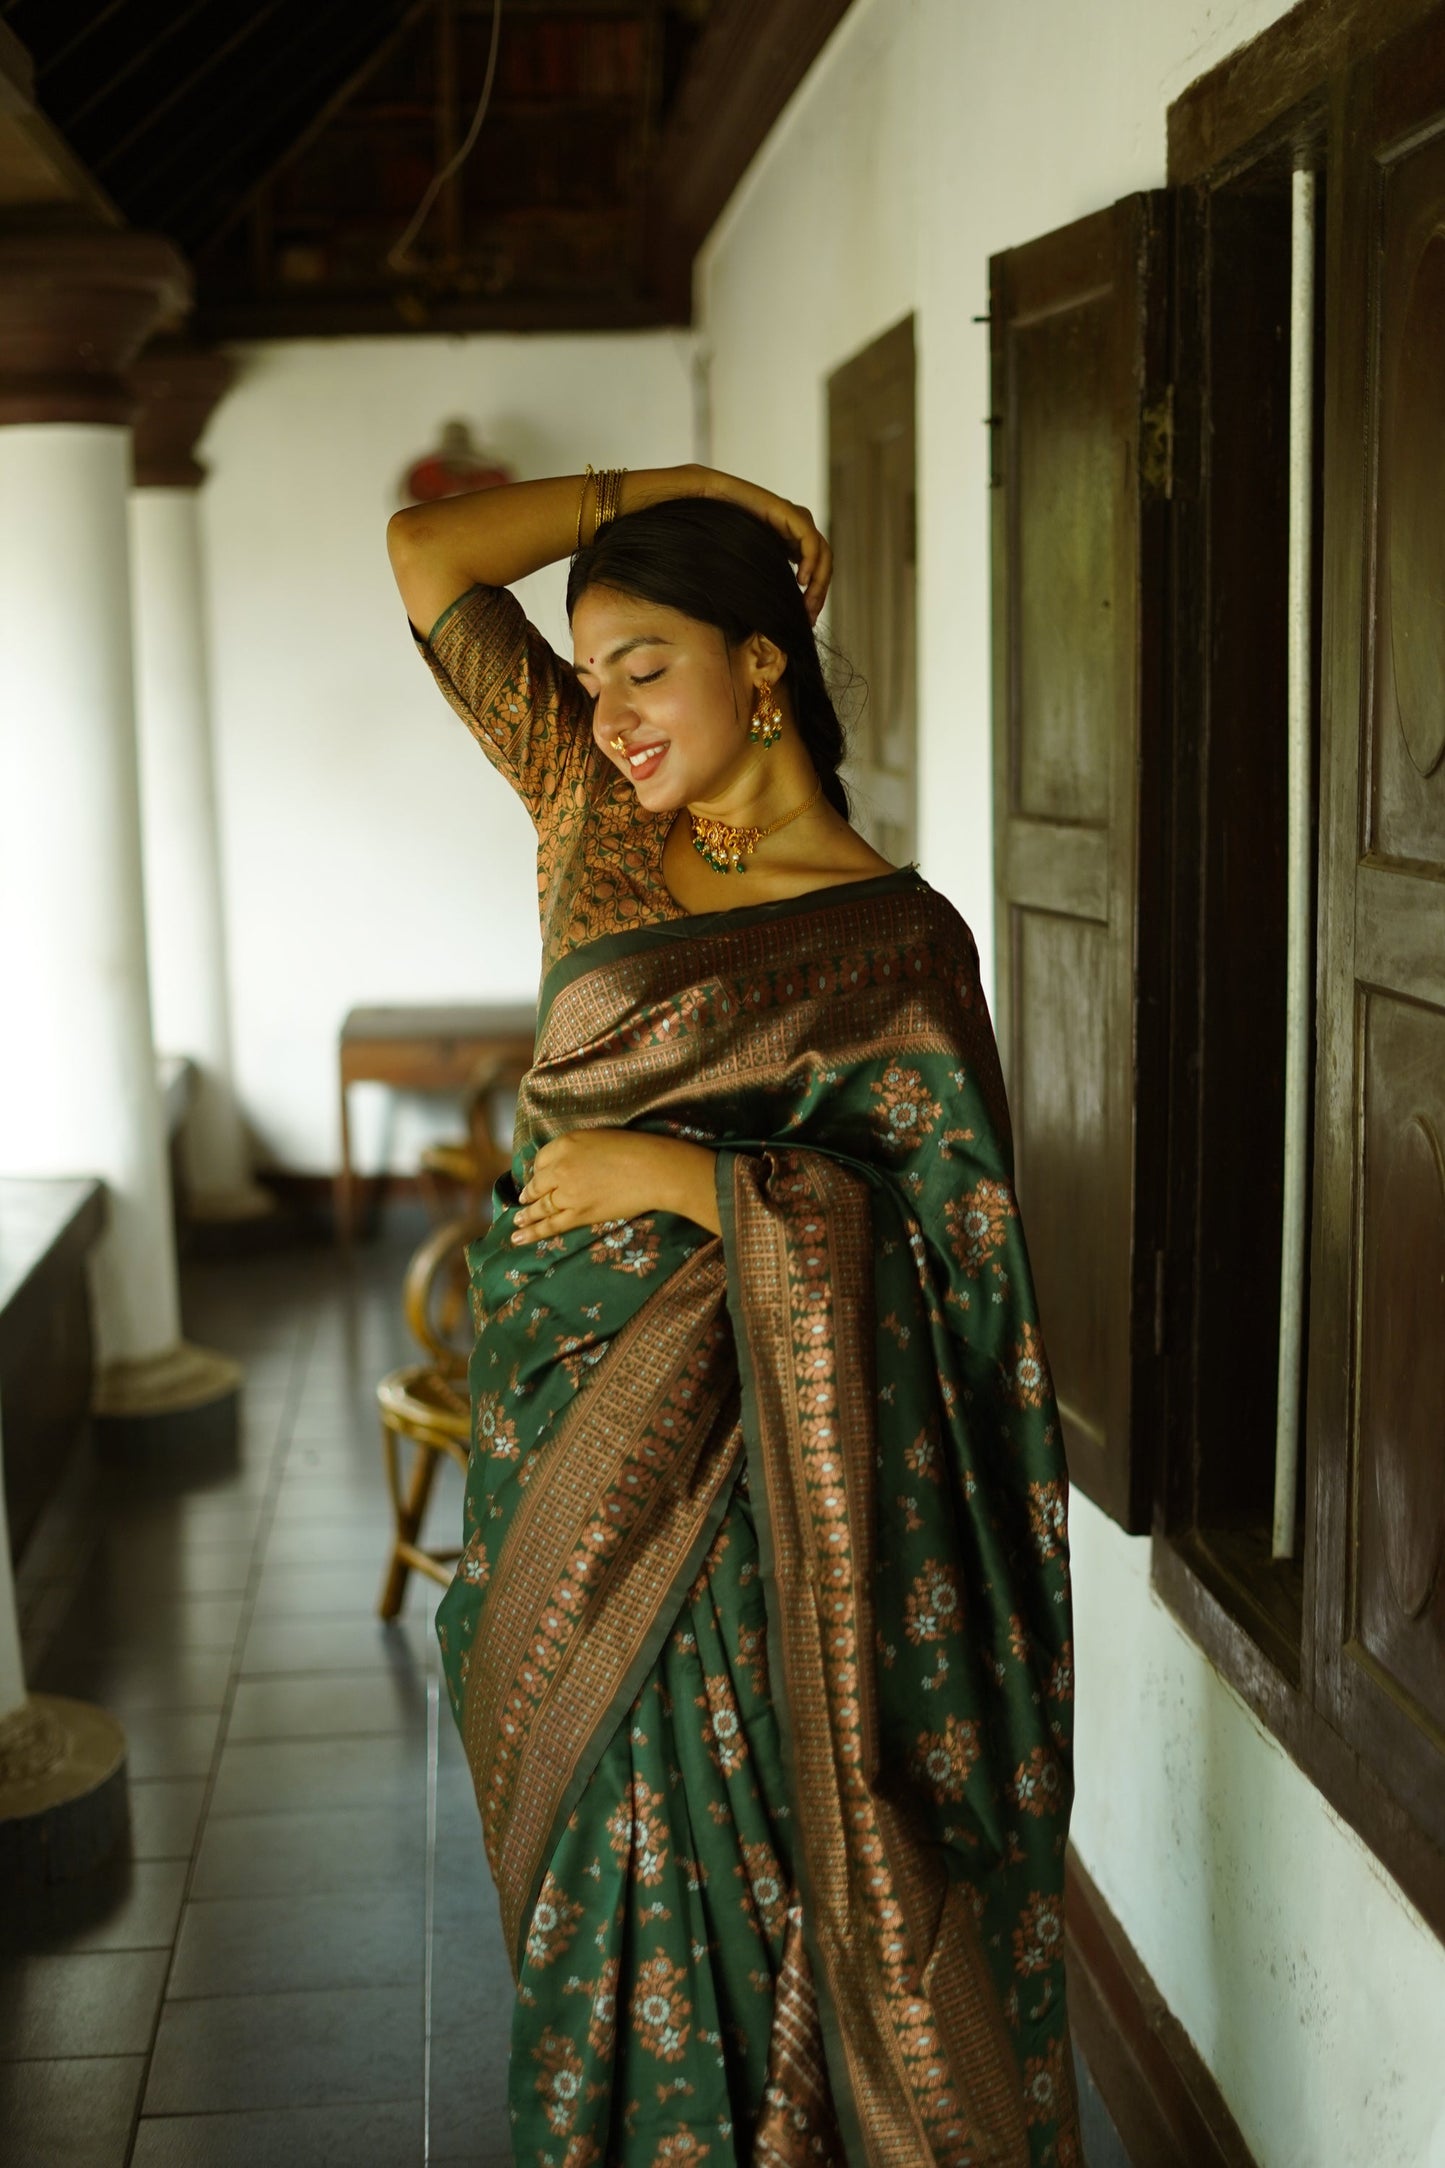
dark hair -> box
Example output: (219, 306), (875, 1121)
(565, 495), (851, 818)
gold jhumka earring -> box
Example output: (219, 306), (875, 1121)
(747, 678), (784, 747)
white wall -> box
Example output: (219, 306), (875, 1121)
(695, 5), (1445, 2168)
(198, 332), (697, 1172)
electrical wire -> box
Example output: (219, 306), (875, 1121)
(387, 0), (503, 272)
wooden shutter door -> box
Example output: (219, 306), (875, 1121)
(989, 196), (1170, 1534)
(1311, 16), (1445, 1849)
(827, 315), (917, 867)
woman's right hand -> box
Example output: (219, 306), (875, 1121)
(689, 466), (834, 626)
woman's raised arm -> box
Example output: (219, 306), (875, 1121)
(386, 465), (702, 638)
(387, 463), (833, 635)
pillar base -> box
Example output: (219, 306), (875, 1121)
(92, 1339), (242, 1460)
(0, 1694), (128, 1885)
(185, 1182), (278, 1225)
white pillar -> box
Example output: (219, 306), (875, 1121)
(0, 234), (239, 1429)
(129, 479), (270, 1221)
(0, 423), (185, 1366)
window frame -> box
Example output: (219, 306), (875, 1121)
(1155, 0), (1445, 1942)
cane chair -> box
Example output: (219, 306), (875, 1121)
(375, 1210), (488, 1620)
(417, 1051), (529, 1222)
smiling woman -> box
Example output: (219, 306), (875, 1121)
(386, 466), (1083, 2165)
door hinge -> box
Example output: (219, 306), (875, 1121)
(1141, 384), (1174, 501)
(1153, 1248), (1167, 1357)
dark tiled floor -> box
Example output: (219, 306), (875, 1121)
(5, 1213), (509, 2167)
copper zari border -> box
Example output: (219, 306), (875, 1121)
(719, 1146), (1032, 2168)
(463, 1238), (744, 1975)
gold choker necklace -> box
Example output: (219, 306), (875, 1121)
(689, 781), (823, 874)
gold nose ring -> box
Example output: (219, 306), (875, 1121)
(610, 734), (627, 751)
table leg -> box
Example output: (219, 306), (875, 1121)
(336, 1077), (354, 1245)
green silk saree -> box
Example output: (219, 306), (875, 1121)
(435, 865), (1081, 2168)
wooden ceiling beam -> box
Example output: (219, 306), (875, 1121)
(644, 0), (855, 314)
(191, 285), (675, 339)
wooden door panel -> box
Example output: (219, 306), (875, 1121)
(1012, 296), (1117, 827)
(1312, 9), (1445, 1845)
(1011, 908), (1113, 1468)
(991, 194), (1170, 1534)
(1372, 125), (1445, 866)
(828, 317), (917, 869)
(1355, 991), (1445, 1736)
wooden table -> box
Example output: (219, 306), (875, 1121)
(336, 1003), (535, 1242)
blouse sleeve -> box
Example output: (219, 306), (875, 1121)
(409, 581), (598, 826)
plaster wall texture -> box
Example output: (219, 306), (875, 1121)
(694, 4), (1445, 2167)
(197, 331), (696, 1174)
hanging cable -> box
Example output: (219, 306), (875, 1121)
(387, 0), (503, 273)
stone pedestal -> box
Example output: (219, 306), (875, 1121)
(0, 1420), (126, 1884)
(129, 344), (274, 1227)
(0, 232), (240, 1438)
(0, 1694), (128, 1885)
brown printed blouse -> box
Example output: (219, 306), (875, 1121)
(411, 581), (691, 979)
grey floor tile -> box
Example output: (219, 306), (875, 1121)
(0, 2053), (146, 2168)
(251, 1556), (406, 1618)
(239, 1614), (429, 1677)
(88, 1541), (256, 1599)
(260, 1515), (393, 1565)
(0, 1948), (169, 2059)
(76, 1594), (244, 1654)
(207, 1733), (423, 1819)
(108, 1497), (265, 1547)
(130, 2100), (425, 2167)
(426, 2020), (512, 2161)
(429, 1822), (494, 1937)
(125, 1779), (207, 1862)
(265, 1483), (382, 1524)
(190, 1804), (425, 1900)
(267, 1480), (392, 1530)
(118, 1707), (224, 1781)
(227, 1669), (428, 1741)
(143, 1984), (424, 2113)
(169, 1888), (423, 1998)
(34, 1640), (234, 1714)
(427, 1924), (512, 2036)
(2, 1858), (188, 1956)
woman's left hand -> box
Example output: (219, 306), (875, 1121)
(512, 1129), (721, 1241)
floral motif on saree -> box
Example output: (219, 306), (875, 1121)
(435, 868), (1082, 2168)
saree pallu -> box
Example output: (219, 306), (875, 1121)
(435, 866), (1081, 2168)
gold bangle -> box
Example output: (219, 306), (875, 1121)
(595, 465), (626, 534)
(575, 463), (595, 555)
